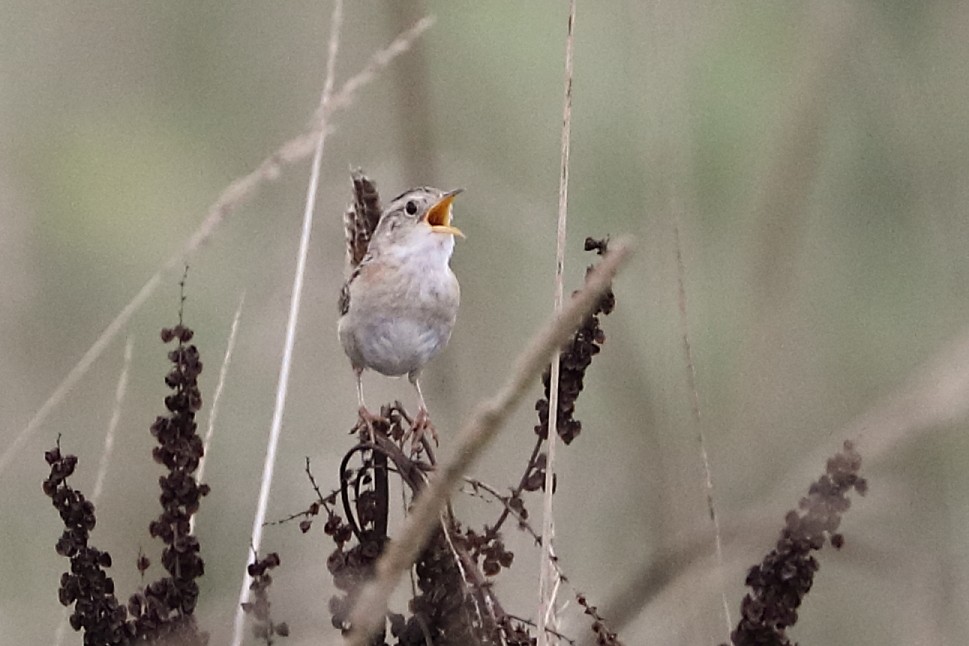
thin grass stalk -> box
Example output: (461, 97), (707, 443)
(191, 293), (245, 536)
(538, 1), (576, 643)
(229, 3), (345, 644)
(92, 336), (134, 502)
(672, 219), (732, 635)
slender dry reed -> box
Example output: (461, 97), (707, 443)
(92, 337), (134, 502)
(539, 2), (576, 643)
(230, 2), (345, 643)
(672, 220), (732, 634)
(191, 293), (245, 536)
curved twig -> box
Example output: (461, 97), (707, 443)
(339, 443), (372, 542)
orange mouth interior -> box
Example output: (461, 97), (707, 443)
(425, 189), (465, 238)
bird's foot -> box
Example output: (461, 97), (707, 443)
(354, 406), (385, 435)
(404, 407), (438, 454)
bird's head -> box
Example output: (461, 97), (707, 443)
(372, 187), (465, 261)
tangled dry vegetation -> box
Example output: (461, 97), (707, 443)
(43, 236), (866, 646)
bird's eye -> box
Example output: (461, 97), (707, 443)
(405, 200), (418, 215)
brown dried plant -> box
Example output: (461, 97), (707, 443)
(44, 302), (210, 645)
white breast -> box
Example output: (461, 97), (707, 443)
(339, 226), (460, 378)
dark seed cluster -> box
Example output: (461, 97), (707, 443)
(459, 528), (515, 577)
(44, 441), (134, 645)
(44, 320), (210, 645)
(578, 594), (622, 646)
(242, 552), (289, 644)
(724, 441), (867, 646)
(535, 237), (616, 445)
(497, 621), (535, 646)
(409, 527), (511, 645)
(130, 324), (209, 642)
(326, 516), (384, 636)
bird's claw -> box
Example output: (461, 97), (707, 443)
(404, 407), (438, 454)
(354, 406), (385, 434)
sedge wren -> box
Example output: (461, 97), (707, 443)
(338, 170), (463, 443)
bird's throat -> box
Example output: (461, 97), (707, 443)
(386, 227), (455, 272)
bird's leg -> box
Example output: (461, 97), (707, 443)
(405, 374), (438, 450)
(354, 368), (382, 429)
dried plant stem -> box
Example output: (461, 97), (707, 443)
(191, 292), (245, 535)
(344, 237), (633, 646)
(468, 476), (623, 644)
(672, 220), (731, 634)
(230, 3), (344, 645)
(438, 516), (497, 639)
(316, 16), (436, 119)
(92, 336), (134, 501)
(539, 2), (576, 643)
(0, 12), (436, 484)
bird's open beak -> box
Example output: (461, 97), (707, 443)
(424, 189), (465, 238)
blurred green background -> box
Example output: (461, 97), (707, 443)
(3, 2), (969, 644)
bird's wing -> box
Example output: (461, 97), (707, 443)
(344, 169), (383, 268)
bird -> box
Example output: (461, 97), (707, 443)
(338, 170), (463, 445)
